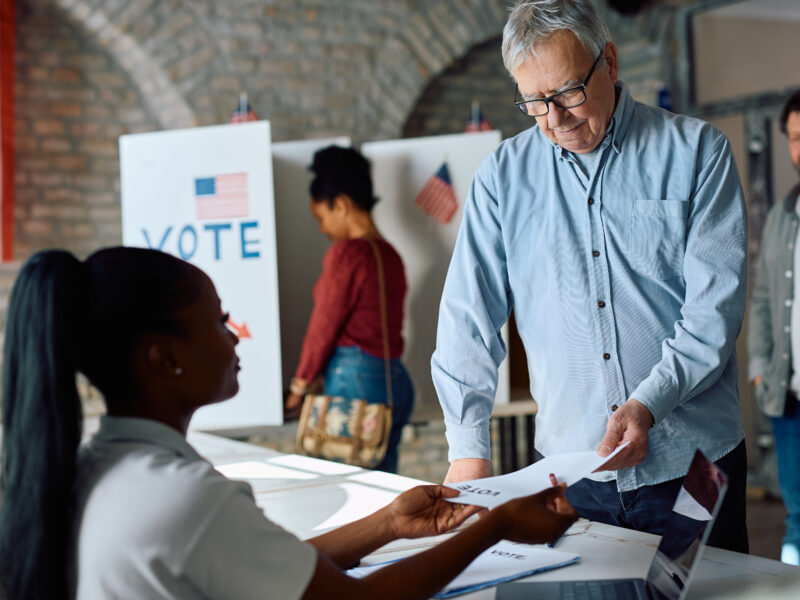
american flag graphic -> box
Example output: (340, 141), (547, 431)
(415, 163), (458, 225)
(195, 173), (249, 220)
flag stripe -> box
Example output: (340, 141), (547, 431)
(414, 163), (458, 225)
(195, 172), (249, 220)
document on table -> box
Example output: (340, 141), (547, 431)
(444, 442), (630, 509)
(347, 541), (579, 598)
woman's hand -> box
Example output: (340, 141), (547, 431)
(387, 485), (481, 539)
(283, 392), (304, 421)
(493, 484), (578, 545)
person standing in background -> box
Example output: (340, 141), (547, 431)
(284, 146), (414, 474)
(748, 89), (800, 565)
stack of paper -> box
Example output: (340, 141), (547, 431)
(347, 541), (579, 598)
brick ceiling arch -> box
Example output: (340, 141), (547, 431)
(51, 0), (211, 129)
(367, 0), (509, 140)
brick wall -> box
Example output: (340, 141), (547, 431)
(15, 0), (158, 259)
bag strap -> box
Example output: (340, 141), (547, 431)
(367, 238), (393, 409)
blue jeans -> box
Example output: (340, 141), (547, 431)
(323, 346), (414, 474)
(564, 441), (748, 553)
(772, 405), (800, 558)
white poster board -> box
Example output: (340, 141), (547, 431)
(119, 121), (283, 429)
(272, 137), (350, 387)
(361, 131), (509, 414)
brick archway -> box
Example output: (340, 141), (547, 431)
(368, 0), (509, 140)
(52, 0), (206, 129)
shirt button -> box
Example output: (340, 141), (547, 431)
(787, 271), (793, 278)
(786, 326), (791, 333)
(603, 353), (611, 360)
(790, 243), (795, 249)
(786, 299), (793, 307)
(592, 250), (600, 257)
(783, 353), (790, 360)
(588, 197), (595, 205)
(598, 301), (606, 308)
(611, 404), (619, 411)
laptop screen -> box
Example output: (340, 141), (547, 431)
(645, 449), (729, 600)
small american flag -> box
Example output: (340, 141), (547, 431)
(230, 91), (259, 123)
(415, 163), (458, 225)
(195, 173), (249, 220)
(465, 99), (492, 133)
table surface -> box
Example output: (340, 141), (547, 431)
(188, 430), (800, 599)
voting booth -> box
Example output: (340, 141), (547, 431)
(120, 124), (506, 430)
(362, 131), (508, 413)
(271, 137), (350, 389)
(120, 121), (284, 429)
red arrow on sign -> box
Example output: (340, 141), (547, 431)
(227, 318), (251, 339)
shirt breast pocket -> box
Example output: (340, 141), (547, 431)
(627, 198), (690, 281)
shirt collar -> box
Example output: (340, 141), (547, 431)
(552, 81), (632, 161)
(784, 181), (800, 213)
(89, 415), (204, 462)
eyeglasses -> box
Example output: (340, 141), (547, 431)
(514, 49), (604, 117)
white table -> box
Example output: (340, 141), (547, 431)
(191, 432), (800, 599)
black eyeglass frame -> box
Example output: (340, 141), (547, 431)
(513, 48), (605, 117)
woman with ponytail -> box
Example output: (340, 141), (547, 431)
(0, 246), (576, 600)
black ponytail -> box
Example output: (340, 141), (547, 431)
(0, 250), (88, 599)
(0, 246), (202, 599)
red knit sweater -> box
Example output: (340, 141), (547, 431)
(294, 238), (407, 382)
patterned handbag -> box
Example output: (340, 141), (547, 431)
(296, 238), (394, 468)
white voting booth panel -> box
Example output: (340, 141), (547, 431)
(272, 137), (350, 388)
(361, 131), (509, 411)
(119, 121), (283, 429)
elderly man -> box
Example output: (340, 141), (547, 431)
(432, 0), (748, 552)
(749, 89), (800, 564)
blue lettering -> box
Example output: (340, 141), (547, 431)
(240, 221), (260, 259)
(203, 223), (232, 260)
(177, 225), (198, 260)
(142, 226), (172, 251)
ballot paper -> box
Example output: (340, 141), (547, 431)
(347, 541), (579, 598)
(444, 442), (630, 509)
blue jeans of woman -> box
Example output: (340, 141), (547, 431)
(323, 346), (414, 474)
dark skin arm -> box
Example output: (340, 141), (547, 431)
(307, 486), (480, 568)
(301, 485), (578, 600)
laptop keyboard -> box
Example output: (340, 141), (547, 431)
(560, 580), (641, 600)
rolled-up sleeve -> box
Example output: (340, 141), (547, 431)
(432, 157), (511, 461)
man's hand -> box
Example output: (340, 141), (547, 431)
(595, 398), (653, 470)
(443, 458), (492, 484)
(388, 485), (481, 539)
(753, 375), (763, 387)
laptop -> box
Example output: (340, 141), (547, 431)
(496, 449), (728, 600)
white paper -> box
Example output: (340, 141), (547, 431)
(347, 541), (579, 598)
(444, 442), (630, 509)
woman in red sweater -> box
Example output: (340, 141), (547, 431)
(284, 146), (413, 473)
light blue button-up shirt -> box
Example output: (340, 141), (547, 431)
(432, 83), (747, 491)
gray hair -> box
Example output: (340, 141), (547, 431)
(502, 0), (612, 75)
